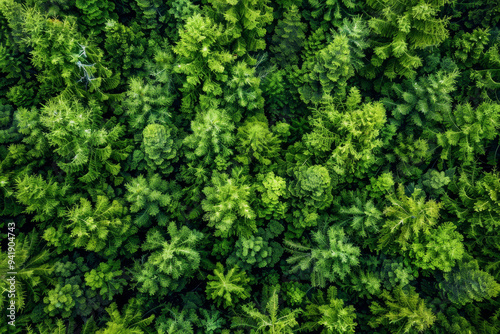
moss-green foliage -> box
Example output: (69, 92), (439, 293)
(4, 1), (500, 332)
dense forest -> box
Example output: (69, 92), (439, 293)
(1, 0), (500, 332)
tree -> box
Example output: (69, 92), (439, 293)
(366, 0), (452, 78)
(64, 195), (133, 254)
(437, 102), (500, 166)
(270, 5), (307, 67)
(135, 123), (181, 176)
(173, 14), (234, 112)
(84, 260), (127, 301)
(202, 168), (257, 238)
(379, 185), (442, 251)
(286, 226), (361, 287)
(304, 89), (386, 180)
(302, 286), (357, 334)
(410, 222), (465, 272)
(39, 97), (132, 183)
(96, 299), (155, 334)
(15, 173), (72, 222)
(206, 0), (273, 57)
(132, 222), (203, 296)
(235, 114), (281, 167)
(299, 34), (353, 103)
(224, 61), (265, 121)
(206, 263), (251, 308)
(255, 172), (288, 220)
(232, 288), (301, 334)
(0, 231), (53, 311)
(183, 107), (235, 167)
(440, 259), (500, 305)
(125, 174), (180, 227)
(369, 286), (436, 333)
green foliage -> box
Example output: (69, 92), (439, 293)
(96, 299), (155, 333)
(369, 286), (436, 333)
(125, 173), (179, 227)
(84, 260), (127, 301)
(75, 0), (116, 31)
(137, 123), (181, 175)
(367, 0), (452, 78)
(337, 190), (383, 247)
(236, 114), (281, 166)
(286, 226), (361, 287)
(437, 102), (500, 165)
(65, 195), (133, 254)
(440, 259), (500, 305)
(299, 34), (353, 103)
(410, 222), (465, 272)
(379, 185), (442, 251)
(183, 107), (235, 166)
(121, 75), (175, 134)
(15, 173), (71, 222)
(0, 231), (53, 311)
(206, 263), (251, 308)
(43, 283), (84, 318)
(229, 232), (282, 269)
(206, 0), (273, 57)
(304, 89), (386, 179)
(255, 172), (288, 219)
(39, 97), (132, 182)
(302, 286), (357, 334)
(173, 14), (234, 111)
(202, 168), (257, 238)
(270, 5), (307, 67)
(132, 222), (203, 296)
(232, 288), (301, 334)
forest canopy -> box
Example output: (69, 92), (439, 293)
(1, 0), (500, 333)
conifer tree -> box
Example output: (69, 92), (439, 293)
(173, 14), (234, 112)
(206, 0), (273, 57)
(366, 0), (452, 78)
(302, 286), (357, 334)
(379, 185), (442, 251)
(202, 168), (257, 238)
(206, 263), (251, 308)
(183, 107), (235, 167)
(132, 222), (203, 296)
(304, 88), (386, 179)
(232, 288), (301, 334)
(369, 286), (436, 333)
(440, 259), (500, 305)
(286, 226), (360, 287)
(270, 5), (307, 67)
(39, 98), (132, 183)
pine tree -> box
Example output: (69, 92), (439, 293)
(173, 14), (234, 112)
(410, 222), (464, 272)
(201, 168), (257, 238)
(232, 288), (301, 334)
(302, 286), (357, 334)
(96, 299), (155, 333)
(125, 174), (179, 227)
(440, 259), (500, 305)
(366, 0), (452, 78)
(369, 286), (436, 333)
(206, 0), (273, 58)
(40, 97), (132, 183)
(132, 222), (203, 296)
(206, 263), (251, 308)
(378, 185), (442, 251)
(286, 226), (360, 287)
(183, 107), (235, 167)
(270, 5), (307, 67)
(235, 114), (281, 167)
(65, 195), (133, 254)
